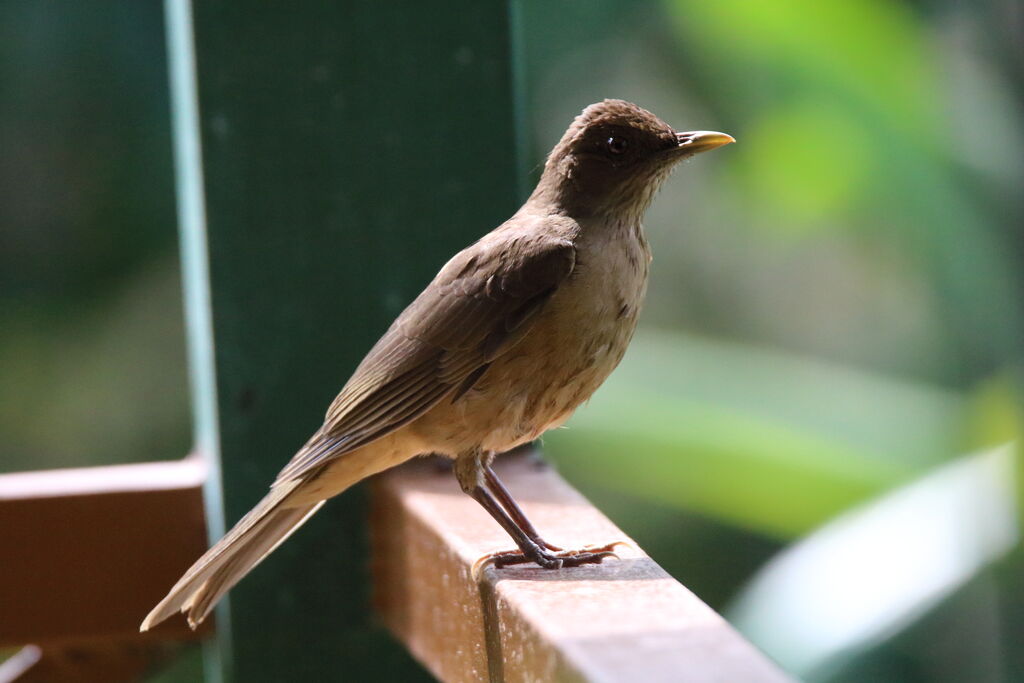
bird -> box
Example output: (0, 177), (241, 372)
(141, 99), (733, 631)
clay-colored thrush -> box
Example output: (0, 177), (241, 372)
(142, 99), (733, 630)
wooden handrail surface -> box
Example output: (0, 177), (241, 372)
(0, 458), (209, 648)
(372, 453), (792, 683)
(1, 453), (791, 681)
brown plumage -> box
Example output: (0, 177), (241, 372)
(141, 99), (733, 631)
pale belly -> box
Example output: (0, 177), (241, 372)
(411, 231), (649, 455)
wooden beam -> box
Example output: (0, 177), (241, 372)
(0, 459), (209, 647)
(371, 452), (793, 683)
(174, 0), (523, 678)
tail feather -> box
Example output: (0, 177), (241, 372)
(179, 501), (324, 627)
(140, 481), (323, 631)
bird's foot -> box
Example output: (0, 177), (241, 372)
(472, 541), (627, 578)
(490, 545), (617, 569)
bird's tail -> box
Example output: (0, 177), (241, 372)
(140, 479), (324, 631)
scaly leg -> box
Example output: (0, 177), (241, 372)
(454, 449), (617, 570)
(484, 465), (561, 551)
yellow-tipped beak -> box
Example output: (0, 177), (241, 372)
(675, 130), (736, 155)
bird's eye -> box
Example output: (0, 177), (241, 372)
(606, 136), (628, 155)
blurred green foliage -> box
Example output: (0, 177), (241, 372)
(547, 329), (965, 538)
(664, 0), (1024, 377)
(0, 2), (187, 472)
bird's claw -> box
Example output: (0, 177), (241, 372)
(471, 541), (624, 580)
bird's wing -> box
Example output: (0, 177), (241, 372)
(273, 228), (576, 484)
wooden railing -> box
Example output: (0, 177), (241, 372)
(0, 454), (790, 682)
(0, 460), (210, 681)
(373, 453), (791, 683)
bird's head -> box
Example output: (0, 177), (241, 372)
(532, 99), (734, 222)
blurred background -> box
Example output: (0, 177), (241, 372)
(2, 1), (1022, 681)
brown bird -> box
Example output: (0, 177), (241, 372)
(141, 99), (733, 631)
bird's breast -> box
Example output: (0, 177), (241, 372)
(433, 228), (650, 453)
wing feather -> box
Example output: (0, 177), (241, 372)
(274, 225), (576, 483)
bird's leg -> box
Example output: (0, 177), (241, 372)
(454, 449), (616, 570)
(484, 465), (561, 551)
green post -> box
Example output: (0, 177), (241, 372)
(165, 0), (523, 679)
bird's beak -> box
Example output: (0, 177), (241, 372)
(675, 130), (735, 155)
